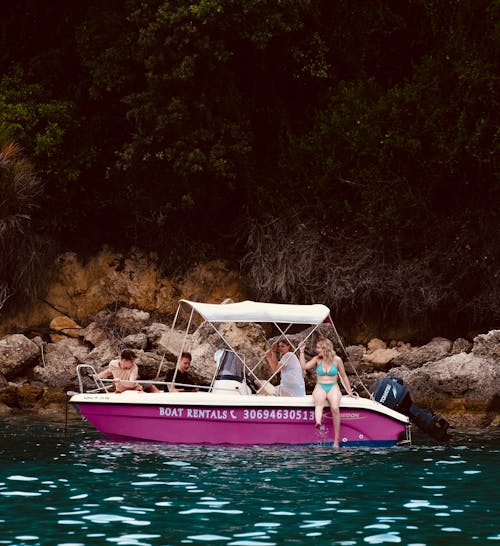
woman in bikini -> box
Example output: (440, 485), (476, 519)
(299, 338), (354, 448)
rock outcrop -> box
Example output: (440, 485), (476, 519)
(0, 334), (40, 380)
(390, 352), (499, 427)
(0, 250), (248, 337)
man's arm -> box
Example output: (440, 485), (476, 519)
(97, 368), (112, 379)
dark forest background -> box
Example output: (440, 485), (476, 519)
(0, 0), (498, 339)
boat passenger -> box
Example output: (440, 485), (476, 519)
(166, 352), (198, 392)
(299, 338), (354, 448)
(97, 349), (159, 393)
(265, 340), (306, 397)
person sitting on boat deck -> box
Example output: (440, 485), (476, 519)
(166, 352), (198, 392)
(97, 349), (159, 393)
(299, 338), (354, 448)
(265, 339), (306, 397)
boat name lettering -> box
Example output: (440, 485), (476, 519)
(158, 407), (237, 419)
(243, 408), (314, 421)
(159, 407), (185, 417)
(340, 412), (361, 419)
(158, 407), (316, 421)
(186, 408), (232, 419)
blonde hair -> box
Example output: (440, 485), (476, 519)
(317, 338), (335, 364)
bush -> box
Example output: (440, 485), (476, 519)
(0, 140), (54, 311)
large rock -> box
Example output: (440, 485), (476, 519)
(367, 338), (387, 352)
(390, 352), (499, 427)
(114, 308), (150, 330)
(451, 337), (472, 355)
(122, 333), (148, 350)
(32, 343), (79, 388)
(50, 316), (81, 343)
(86, 340), (121, 370)
(472, 329), (500, 361)
(390, 337), (452, 370)
(0, 383), (49, 412)
(16, 387), (68, 414)
(45, 338), (90, 362)
(362, 348), (399, 371)
(156, 328), (186, 358)
(0, 334), (40, 380)
(80, 321), (108, 347)
(143, 323), (170, 347)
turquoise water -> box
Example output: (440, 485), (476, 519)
(0, 415), (498, 546)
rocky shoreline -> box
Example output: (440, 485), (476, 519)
(0, 305), (498, 429)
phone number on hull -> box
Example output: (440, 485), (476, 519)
(158, 407), (316, 421)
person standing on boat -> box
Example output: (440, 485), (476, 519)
(265, 340), (306, 397)
(299, 338), (354, 448)
(166, 352), (198, 392)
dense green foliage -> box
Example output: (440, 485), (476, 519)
(0, 0), (498, 336)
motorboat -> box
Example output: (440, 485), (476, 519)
(69, 300), (411, 446)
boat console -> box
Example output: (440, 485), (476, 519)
(211, 349), (252, 395)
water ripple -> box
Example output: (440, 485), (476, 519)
(0, 418), (498, 546)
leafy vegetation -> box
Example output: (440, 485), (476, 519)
(0, 0), (498, 336)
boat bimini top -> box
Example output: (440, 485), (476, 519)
(173, 300), (336, 396)
(177, 300), (331, 325)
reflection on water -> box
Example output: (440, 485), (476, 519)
(0, 416), (498, 545)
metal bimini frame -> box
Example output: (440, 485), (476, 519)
(170, 305), (262, 393)
(171, 300), (335, 395)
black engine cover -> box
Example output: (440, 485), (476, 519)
(372, 377), (412, 414)
(372, 376), (450, 442)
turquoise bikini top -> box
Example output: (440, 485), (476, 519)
(317, 361), (338, 376)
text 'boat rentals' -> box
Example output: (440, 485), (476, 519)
(69, 300), (444, 447)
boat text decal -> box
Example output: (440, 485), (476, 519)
(158, 407), (360, 421)
(158, 407), (317, 421)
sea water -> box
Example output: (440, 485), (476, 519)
(0, 415), (498, 546)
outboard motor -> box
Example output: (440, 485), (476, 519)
(372, 377), (450, 442)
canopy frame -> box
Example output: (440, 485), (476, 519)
(170, 300), (334, 395)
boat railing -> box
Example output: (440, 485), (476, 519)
(76, 364), (111, 393)
(74, 363), (249, 395)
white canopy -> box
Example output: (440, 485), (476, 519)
(179, 300), (331, 325)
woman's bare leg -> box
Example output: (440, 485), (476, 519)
(312, 385), (327, 428)
(327, 386), (342, 447)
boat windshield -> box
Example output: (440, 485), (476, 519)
(215, 350), (245, 383)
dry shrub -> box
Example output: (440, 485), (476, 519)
(0, 141), (53, 310)
(91, 306), (146, 346)
(241, 216), (459, 323)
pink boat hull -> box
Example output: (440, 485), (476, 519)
(73, 398), (409, 446)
